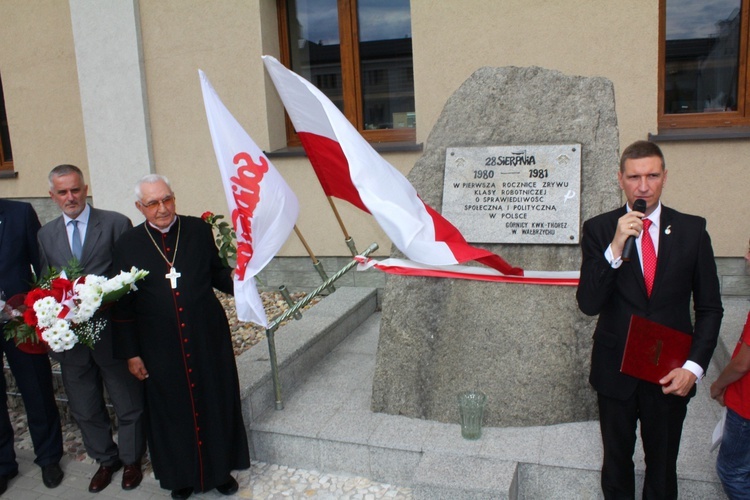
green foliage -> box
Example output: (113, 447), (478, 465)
(202, 212), (237, 268)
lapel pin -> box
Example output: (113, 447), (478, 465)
(664, 225), (671, 235)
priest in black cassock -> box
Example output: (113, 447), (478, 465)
(111, 174), (249, 499)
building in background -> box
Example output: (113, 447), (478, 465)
(0, 0), (747, 294)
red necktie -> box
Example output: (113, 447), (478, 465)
(641, 218), (657, 297)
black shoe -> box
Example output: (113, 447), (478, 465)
(0, 470), (18, 495)
(41, 462), (64, 488)
(171, 486), (194, 499)
(216, 476), (238, 495)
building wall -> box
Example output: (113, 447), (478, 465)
(0, 0), (88, 198)
(0, 0), (748, 259)
(135, 0), (393, 258)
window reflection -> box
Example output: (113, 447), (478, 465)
(664, 0), (741, 114)
(286, 0), (344, 111)
(358, 0), (414, 130)
(285, 0), (415, 131)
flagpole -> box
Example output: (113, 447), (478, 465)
(326, 197), (359, 256)
(265, 242), (379, 410)
(278, 285), (302, 320)
(293, 225), (335, 293)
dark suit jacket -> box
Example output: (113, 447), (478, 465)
(576, 205), (723, 400)
(38, 205), (132, 365)
(0, 199), (41, 298)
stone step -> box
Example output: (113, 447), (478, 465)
(517, 463), (726, 500)
(412, 453), (518, 499)
(253, 422), (729, 500)
(247, 288), (732, 499)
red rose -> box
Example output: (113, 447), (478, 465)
(50, 277), (73, 302)
(23, 307), (38, 327)
(201, 211), (214, 222)
(24, 288), (52, 308)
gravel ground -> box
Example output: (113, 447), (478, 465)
(6, 289), (322, 471)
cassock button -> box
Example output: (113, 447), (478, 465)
(188, 369), (192, 373)
(162, 233), (167, 239)
(181, 323), (186, 328)
(191, 383), (195, 388)
(186, 353), (191, 358)
(175, 292), (180, 297)
(183, 338), (188, 343)
(179, 307), (184, 312)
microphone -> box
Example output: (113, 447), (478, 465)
(621, 198), (647, 262)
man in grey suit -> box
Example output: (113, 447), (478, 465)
(38, 164), (145, 493)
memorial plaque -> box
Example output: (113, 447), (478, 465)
(442, 144), (581, 244)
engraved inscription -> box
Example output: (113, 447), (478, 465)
(442, 144), (582, 244)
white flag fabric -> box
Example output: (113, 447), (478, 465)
(354, 256), (580, 286)
(261, 55), (523, 276)
(262, 55), (579, 286)
(200, 70), (299, 326)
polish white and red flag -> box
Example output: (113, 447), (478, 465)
(261, 56), (578, 286)
(200, 70), (300, 326)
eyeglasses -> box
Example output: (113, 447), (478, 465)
(139, 195), (175, 211)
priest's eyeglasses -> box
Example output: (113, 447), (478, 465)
(139, 196), (175, 211)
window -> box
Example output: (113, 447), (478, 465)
(0, 73), (13, 171)
(659, 0), (750, 129)
(277, 0), (415, 145)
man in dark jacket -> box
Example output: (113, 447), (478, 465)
(0, 199), (63, 493)
(577, 140), (724, 499)
(112, 174), (249, 499)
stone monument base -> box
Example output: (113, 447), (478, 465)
(371, 65), (620, 426)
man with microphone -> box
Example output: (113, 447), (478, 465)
(577, 140), (723, 499)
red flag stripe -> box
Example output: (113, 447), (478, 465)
(299, 132), (523, 276)
(355, 257), (578, 286)
(297, 132), (369, 212)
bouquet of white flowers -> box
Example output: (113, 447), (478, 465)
(3, 265), (148, 353)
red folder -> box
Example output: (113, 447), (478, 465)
(620, 315), (692, 384)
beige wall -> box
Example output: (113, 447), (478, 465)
(1, 0), (747, 256)
(411, 0), (748, 256)
(658, 142), (750, 257)
(411, 0), (657, 148)
(0, 0), (88, 198)
(136, 0), (394, 257)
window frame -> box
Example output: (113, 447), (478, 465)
(658, 0), (750, 130)
(276, 0), (416, 147)
(0, 73), (13, 172)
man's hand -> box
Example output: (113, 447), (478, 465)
(710, 382), (727, 406)
(128, 356), (149, 381)
(659, 368), (697, 396)
(610, 211), (644, 260)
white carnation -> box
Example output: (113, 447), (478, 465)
(42, 319), (73, 353)
(33, 297), (63, 329)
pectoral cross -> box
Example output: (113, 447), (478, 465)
(165, 267), (181, 289)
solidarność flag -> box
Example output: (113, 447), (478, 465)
(200, 70), (300, 326)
